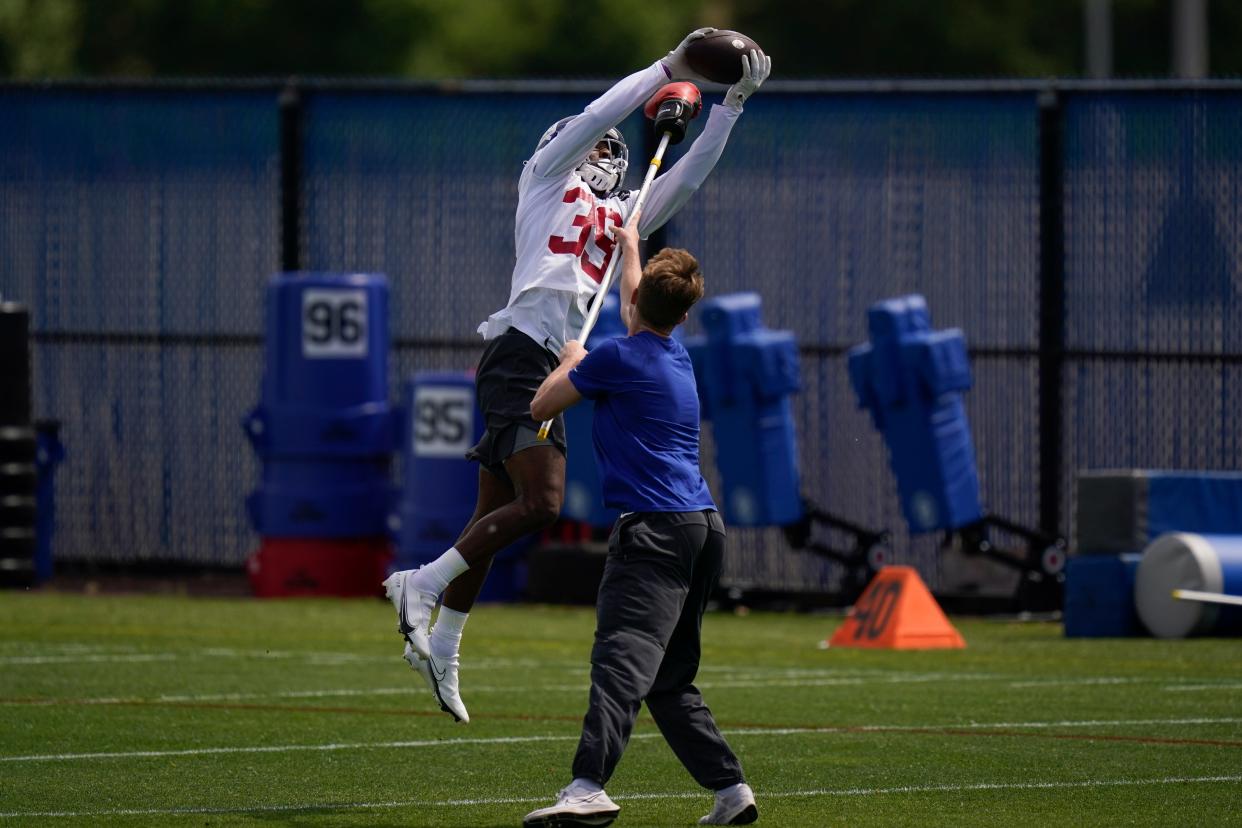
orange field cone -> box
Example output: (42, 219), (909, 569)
(827, 565), (966, 650)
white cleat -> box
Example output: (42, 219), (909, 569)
(699, 782), (758, 825)
(382, 569), (437, 658)
(523, 783), (620, 827)
(404, 642), (470, 724)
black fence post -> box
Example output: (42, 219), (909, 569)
(1038, 88), (1066, 540)
(279, 81), (303, 273)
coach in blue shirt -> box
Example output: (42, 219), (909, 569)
(525, 213), (756, 827)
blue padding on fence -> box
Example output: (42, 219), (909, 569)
(0, 89), (279, 336)
(1062, 93), (1242, 353)
(1146, 472), (1242, 538)
(10, 84), (1236, 597)
(663, 93), (1042, 351)
(0, 89), (278, 564)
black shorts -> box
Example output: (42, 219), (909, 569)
(465, 328), (568, 483)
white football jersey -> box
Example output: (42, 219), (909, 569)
(479, 61), (742, 352)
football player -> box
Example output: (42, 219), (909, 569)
(383, 29), (771, 724)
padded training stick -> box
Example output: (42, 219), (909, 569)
(1172, 588), (1242, 607)
(534, 131), (673, 442)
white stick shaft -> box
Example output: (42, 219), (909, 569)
(536, 131), (673, 439)
(575, 131), (672, 343)
(1172, 588), (1242, 607)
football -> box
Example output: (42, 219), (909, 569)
(683, 30), (763, 84)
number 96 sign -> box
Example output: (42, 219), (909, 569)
(302, 289), (368, 358)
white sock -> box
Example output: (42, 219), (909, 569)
(430, 606), (468, 658)
(412, 547), (469, 595)
(571, 777), (602, 793)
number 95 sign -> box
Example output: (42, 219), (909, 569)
(414, 386), (474, 458)
(302, 289), (368, 358)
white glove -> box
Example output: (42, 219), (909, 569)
(662, 27), (716, 82)
(724, 49), (772, 111)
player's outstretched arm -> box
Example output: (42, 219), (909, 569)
(531, 341), (587, 421)
(532, 30), (717, 180)
(636, 49), (772, 237)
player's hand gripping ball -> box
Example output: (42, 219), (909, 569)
(682, 30), (764, 84)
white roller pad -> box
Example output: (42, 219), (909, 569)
(1134, 532), (1224, 639)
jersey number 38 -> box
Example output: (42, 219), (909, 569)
(547, 187), (623, 283)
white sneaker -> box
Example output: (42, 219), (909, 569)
(382, 569), (437, 658)
(404, 642), (469, 724)
(523, 783), (620, 827)
(699, 783), (757, 825)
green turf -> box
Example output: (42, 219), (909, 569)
(0, 592), (1240, 826)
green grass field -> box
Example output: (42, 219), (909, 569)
(1, 592), (1240, 826)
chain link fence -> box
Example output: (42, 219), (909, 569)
(3, 80), (1241, 595)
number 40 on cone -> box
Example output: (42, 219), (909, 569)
(826, 566), (966, 650)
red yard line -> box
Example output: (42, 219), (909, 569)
(907, 726), (1242, 750)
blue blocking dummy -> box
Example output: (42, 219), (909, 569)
(562, 292), (626, 528)
(393, 371), (526, 601)
(684, 293), (802, 526)
(395, 372), (483, 565)
(847, 295), (981, 533)
(244, 272), (398, 537)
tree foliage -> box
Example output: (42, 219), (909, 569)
(1, 0), (1241, 80)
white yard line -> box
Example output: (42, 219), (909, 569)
(0, 654), (177, 665)
(868, 716), (1242, 729)
(1007, 677), (1148, 688)
(0, 675), (1061, 707)
(3, 674), (1240, 707)
(1, 774), (1238, 819)
(3, 645), (1237, 692)
(0, 733), (589, 763)
(0, 649), (576, 669)
(0, 687), (426, 706)
(2, 716), (1238, 764)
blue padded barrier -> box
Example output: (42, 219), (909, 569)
(393, 371), (526, 602)
(685, 293), (802, 527)
(1135, 533), (1242, 638)
(244, 273), (397, 538)
(848, 295), (982, 534)
(1063, 553), (1143, 638)
(394, 372), (481, 565)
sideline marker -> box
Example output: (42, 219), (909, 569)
(827, 565), (966, 650)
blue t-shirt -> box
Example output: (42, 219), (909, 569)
(568, 331), (715, 513)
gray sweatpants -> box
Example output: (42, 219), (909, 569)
(571, 509), (745, 791)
